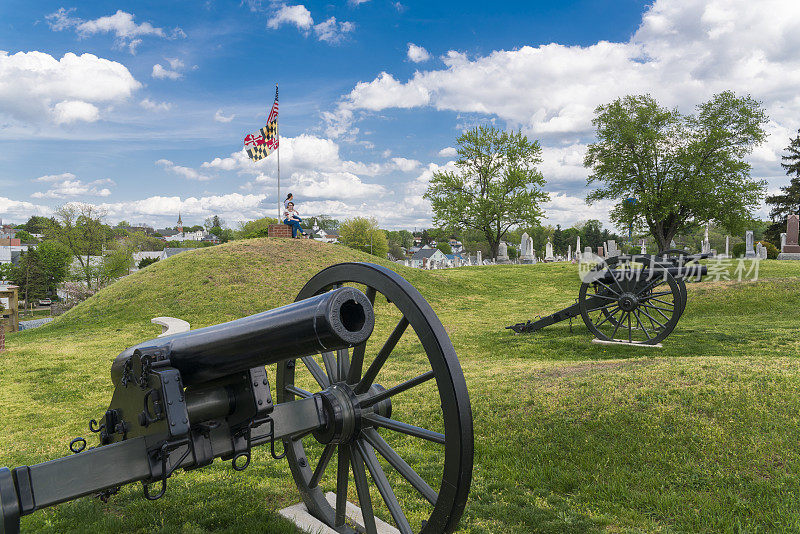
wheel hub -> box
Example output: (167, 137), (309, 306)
(618, 292), (639, 312)
(312, 383), (391, 445)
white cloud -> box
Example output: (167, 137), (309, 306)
(97, 194), (268, 225)
(30, 174), (115, 199)
(52, 100), (100, 124)
(214, 109), (235, 122)
(438, 146), (457, 158)
(46, 8), (185, 54)
(165, 57), (184, 70)
(152, 63), (182, 80)
(266, 4), (354, 43)
(267, 5), (314, 30)
(324, 0), (800, 148)
(313, 17), (354, 43)
(0, 51), (140, 125)
(140, 98), (172, 112)
(0, 197), (51, 220)
(407, 43), (430, 63)
(391, 157), (421, 172)
(289, 170), (386, 199)
(156, 159), (213, 181)
(350, 0), (371, 5)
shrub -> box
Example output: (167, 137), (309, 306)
(138, 257), (159, 269)
(757, 241), (779, 259)
(731, 242), (746, 258)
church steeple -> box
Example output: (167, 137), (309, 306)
(177, 212), (183, 233)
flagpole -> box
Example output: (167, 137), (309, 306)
(276, 84), (281, 220)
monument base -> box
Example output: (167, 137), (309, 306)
(279, 492), (400, 534)
(777, 253), (800, 260)
(520, 258), (535, 264)
(497, 259), (512, 264)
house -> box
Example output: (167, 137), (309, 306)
(202, 234), (220, 244)
(157, 213), (210, 242)
(132, 251), (163, 270)
(448, 239), (464, 254)
(0, 241), (29, 265)
(161, 248), (190, 260)
(410, 248), (447, 269)
(313, 229), (339, 243)
(0, 224), (17, 240)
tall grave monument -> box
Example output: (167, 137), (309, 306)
(497, 242), (511, 264)
(745, 230), (756, 258)
(778, 214), (800, 260)
(520, 232), (535, 264)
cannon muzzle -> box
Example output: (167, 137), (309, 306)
(111, 287), (374, 386)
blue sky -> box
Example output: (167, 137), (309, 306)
(1, 0), (799, 230)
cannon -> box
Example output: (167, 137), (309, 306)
(0, 263), (473, 534)
(507, 252), (710, 345)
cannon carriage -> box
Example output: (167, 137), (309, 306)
(507, 252), (710, 345)
(0, 263), (473, 534)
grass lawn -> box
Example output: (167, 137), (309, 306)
(1, 238), (799, 533)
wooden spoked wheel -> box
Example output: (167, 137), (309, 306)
(579, 256), (682, 344)
(276, 263), (473, 534)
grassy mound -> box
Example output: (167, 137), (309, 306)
(2, 239), (800, 533)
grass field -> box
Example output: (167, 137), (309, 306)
(2, 238), (800, 533)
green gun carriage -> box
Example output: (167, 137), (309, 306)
(507, 252), (710, 345)
(0, 263), (473, 534)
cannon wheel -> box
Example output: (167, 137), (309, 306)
(277, 263), (473, 534)
(579, 255), (682, 344)
(597, 255), (688, 326)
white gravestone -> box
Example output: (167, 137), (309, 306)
(520, 232), (534, 264)
(476, 250), (482, 265)
(745, 231), (756, 258)
(640, 240), (646, 254)
(567, 245), (572, 261)
(544, 240), (555, 262)
(781, 233), (787, 251)
(576, 236), (581, 260)
(497, 242), (511, 264)
(606, 240), (618, 257)
(724, 235), (730, 258)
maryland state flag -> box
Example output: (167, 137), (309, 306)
(244, 86), (279, 162)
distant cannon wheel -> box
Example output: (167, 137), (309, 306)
(277, 263), (473, 534)
(579, 256), (682, 344)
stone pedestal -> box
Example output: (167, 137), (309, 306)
(268, 224), (293, 238)
(778, 214), (800, 259)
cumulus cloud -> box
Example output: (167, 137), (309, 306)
(438, 146), (457, 158)
(152, 63), (182, 80)
(267, 4), (354, 43)
(0, 197), (52, 220)
(97, 194), (268, 225)
(324, 0), (800, 149)
(156, 159), (213, 181)
(407, 43), (431, 63)
(391, 157), (421, 172)
(46, 8), (185, 54)
(214, 109), (235, 122)
(140, 98), (172, 111)
(31, 174), (115, 199)
(0, 51), (140, 126)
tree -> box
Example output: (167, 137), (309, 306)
(20, 216), (54, 234)
(425, 125), (549, 259)
(765, 129), (800, 245)
(14, 230), (37, 243)
(585, 92), (768, 252)
(338, 217), (389, 258)
(36, 241), (71, 295)
(46, 203), (109, 289)
(305, 215), (339, 233)
(436, 242), (452, 255)
(237, 217), (279, 239)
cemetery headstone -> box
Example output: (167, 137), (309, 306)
(598, 246), (604, 257)
(745, 230), (756, 258)
(584, 246), (592, 258)
(781, 233), (787, 251)
(520, 232), (534, 264)
(544, 240), (555, 262)
(724, 235), (730, 258)
(476, 250), (482, 265)
(497, 242), (511, 264)
(567, 245), (572, 261)
(606, 240), (618, 257)
(778, 214), (800, 260)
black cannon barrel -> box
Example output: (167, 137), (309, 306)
(111, 287), (375, 386)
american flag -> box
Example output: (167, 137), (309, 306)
(244, 86), (279, 161)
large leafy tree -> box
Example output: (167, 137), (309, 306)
(585, 92), (768, 252)
(424, 125), (549, 259)
(765, 129), (800, 244)
(338, 217), (389, 258)
(46, 203), (109, 289)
